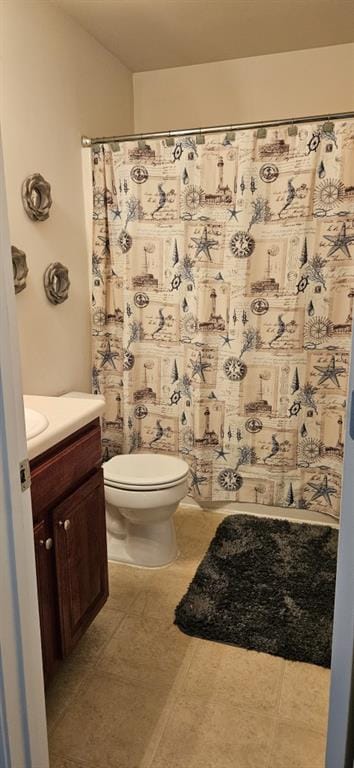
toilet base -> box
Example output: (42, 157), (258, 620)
(107, 517), (178, 568)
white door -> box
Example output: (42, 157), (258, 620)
(326, 329), (354, 766)
(0, 132), (49, 766)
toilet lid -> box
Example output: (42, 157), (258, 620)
(103, 453), (189, 489)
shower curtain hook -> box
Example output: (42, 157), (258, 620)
(288, 119), (298, 137)
(166, 130), (175, 147)
(323, 115), (334, 133)
(196, 128), (205, 145)
(138, 134), (147, 150)
(256, 124), (267, 139)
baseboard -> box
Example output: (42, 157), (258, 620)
(181, 495), (339, 529)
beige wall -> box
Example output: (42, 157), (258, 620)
(134, 43), (354, 133)
(0, 1), (134, 395)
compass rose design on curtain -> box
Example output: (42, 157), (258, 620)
(91, 119), (354, 519)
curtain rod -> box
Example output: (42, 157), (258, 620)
(81, 110), (354, 147)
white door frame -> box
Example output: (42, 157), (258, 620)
(0, 132), (49, 767)
(326, 332), (354, 766)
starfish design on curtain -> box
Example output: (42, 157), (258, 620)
(97, 234), (111, 255)
(191, 227), (218, 261)
(228, 206), (241, 221)
(307, 475), (337, 506)
(314, 355), (346, 387)
(220, 332), (235, 347)
(110, 206), (121, 220)
(98, 339), (119, 369)
(213, 447), (229, 461)
(324, 223), (354, 259)
(191, 352), (211, 382)
(190, 468), (208, 495)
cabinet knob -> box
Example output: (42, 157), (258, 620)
(39, 538), (53, 550)
(58, 519), (71, 531)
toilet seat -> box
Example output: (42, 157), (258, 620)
(103, 453), (189, 491)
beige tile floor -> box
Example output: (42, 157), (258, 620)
(48, 506), (330, 768)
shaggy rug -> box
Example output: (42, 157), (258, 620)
(175, 514), (338, 667)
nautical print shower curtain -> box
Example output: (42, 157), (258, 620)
(91, 119), (354, 519)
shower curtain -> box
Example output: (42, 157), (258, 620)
(91, 119), (354, 519)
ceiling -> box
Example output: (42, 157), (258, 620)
(55, 0), (354, 72)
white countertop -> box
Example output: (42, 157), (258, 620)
(24, 395), (105, 461)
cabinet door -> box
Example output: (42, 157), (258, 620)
(33, 519), (61, 682)
(52, 469), (108, 656)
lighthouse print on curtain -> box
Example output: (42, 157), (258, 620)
(91, 119), (354, 519)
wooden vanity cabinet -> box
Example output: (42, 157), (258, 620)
(53, 470), (108, 656)
(30, 419), (108, 682)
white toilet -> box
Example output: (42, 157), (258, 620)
(103, 453), (189, 567)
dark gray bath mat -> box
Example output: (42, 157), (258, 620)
(175, 514), (338, 667)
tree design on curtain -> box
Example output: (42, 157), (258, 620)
(91, 120), (354, 519)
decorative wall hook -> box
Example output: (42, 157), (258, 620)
(22, 173), (52, 221)
(11, 245), (29, 294)
(43, 262), (70, 304)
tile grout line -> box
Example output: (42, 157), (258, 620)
(265, 660), (287, 768)
(139, 641), (199, 768)
(271, 659), (331, 737)
(50, 751), (94, 768)
(47, 663), (95, 738)
(47, 609), (126, 737)
(278, 715), (330, 738)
